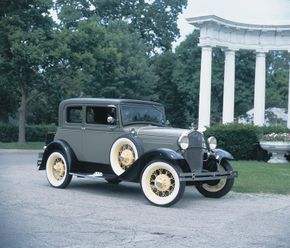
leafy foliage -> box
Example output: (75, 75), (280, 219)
(171, 32), (201, 128)
(205, 123), (290, 160)
(205, 123), (262, 160)
(55, 0), (187, 52)
(0, 123), (56, 142)
(0, 0), (54, 143)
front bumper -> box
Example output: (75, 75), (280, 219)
(179, 170), (238, 182)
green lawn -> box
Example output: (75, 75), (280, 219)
(0, 142), (44, 150)
(232, 161), (290, 195)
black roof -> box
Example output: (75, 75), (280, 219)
(60, 98), (163, 107)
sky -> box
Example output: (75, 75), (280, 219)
(175, 0), (290, 46)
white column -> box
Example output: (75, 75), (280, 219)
(222, 49), (236, 124)
(198, 46), (212, 131)
(254, 51), (266, 126)
(287, 60), (290, 129)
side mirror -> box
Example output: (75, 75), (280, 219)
(166, 120), (170, 126)
(107, 116), (115, 124)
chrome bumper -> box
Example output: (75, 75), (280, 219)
(179, 170), (238, 182)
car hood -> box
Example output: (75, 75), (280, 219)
(123, 125), (190, 152)
(135, 126), (188, 137)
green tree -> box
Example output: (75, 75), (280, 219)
(0, 0), (54, 143)
(55, 0), (187, 52)
(266, 51), (289, 108)
(152, 51), (184, 127)
(172, 32), (201, 128)
(235, 50), (255, 117)
(211, 48), (224, 124)
(101, 21), (158, 100)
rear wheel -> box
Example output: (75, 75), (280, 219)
(140, 161), (185, 207)
(195, 160), (234, 198)
(46, 151), (72, 188)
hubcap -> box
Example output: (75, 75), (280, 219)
(118, 144), (135, 170)
(150, 169), (175, 197)
(52, 158), (65, 180)
(155, 174), (171, 191)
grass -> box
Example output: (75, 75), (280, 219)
(0, 142), (44, 150)
(232, 161), (290, 195)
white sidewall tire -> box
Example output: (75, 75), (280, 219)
(46, 151), (69, 188)
(141, 161), (182, 207)
(201, 164), (227, 192)
(110, 137), (139, 176)
(195, 160), (234, 198)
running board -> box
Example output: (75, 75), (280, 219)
(70, 172), (110, 180)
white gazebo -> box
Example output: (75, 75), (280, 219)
(186, 15), (290, 130)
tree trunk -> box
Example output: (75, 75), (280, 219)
(18, 88), (26, 144)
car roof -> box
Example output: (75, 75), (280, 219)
(60, 98), (163, 107)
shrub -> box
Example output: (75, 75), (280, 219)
(0, 123), (57, 142)
(25, 125), (57, 142)
(0, 123), (18, 142)
(205, 123), (262, 160)
(205, 124), (290, 160)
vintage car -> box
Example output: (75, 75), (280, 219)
(37, 98), (237, 207)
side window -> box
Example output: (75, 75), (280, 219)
(67, 106), (82, 123)
(86, 106), (116, 125)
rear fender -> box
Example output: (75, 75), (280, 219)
(119, 148), (189, 182)
(39, 140), (77, 171)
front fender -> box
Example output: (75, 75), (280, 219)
(213, 148), (234, 162)
(119, 148), (188, 182)
(38, 139), (77, 171)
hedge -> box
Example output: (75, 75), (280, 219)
(205, 123), (290, 161)
(0, 123), (57, 142)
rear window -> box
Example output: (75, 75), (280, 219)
(67, 106), (82, 123)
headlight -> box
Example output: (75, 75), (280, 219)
(207, 136), (217, 150)
(178, 133), (189, 150)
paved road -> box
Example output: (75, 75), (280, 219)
(0, 149), (290, 248)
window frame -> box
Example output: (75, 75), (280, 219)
(84, 105), (118, 127)
(65, 105), (83, 126)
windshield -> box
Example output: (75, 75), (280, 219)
(121, 104), (166, 127)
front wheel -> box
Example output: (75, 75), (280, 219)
(46, 151), (72, 188)
(195, 160), (234, 198)
(140, 161), (185, 207)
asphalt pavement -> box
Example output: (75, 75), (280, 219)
(0, 149), (290, 248)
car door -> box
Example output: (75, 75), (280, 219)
(57, 105), (85, 161)
(83, 105), (123, 164)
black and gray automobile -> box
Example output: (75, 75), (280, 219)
(37, 98), (237, 207)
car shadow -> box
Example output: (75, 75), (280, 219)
(66, 177), (208, 207)
(68, 178), (142, 197)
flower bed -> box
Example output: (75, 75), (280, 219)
(261, 133), (290, 142)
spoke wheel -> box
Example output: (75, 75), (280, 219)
(46, 151), (72, 188)
(141, 161), (185, 207)
(110, 137), (140, 176)
(195, 160), (234, 198)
